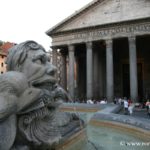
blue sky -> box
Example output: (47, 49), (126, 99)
(0, 0), (92, 50)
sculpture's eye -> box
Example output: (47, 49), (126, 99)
(32, 54), (47, 64)
(35, 59), (42, 64)
(34, 57), (46, 64)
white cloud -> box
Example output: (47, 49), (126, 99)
(0, 0), (92, 50)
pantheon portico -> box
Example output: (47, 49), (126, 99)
(46, 0), (150, 102)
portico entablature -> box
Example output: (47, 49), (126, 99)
(51, 19), (150, 47)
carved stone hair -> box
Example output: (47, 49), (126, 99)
(6, 40), (45, 71)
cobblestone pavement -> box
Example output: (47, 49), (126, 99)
(119, 107), (150, 119)
(132, 108), (150, 119)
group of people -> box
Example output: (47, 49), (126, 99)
(113, 97), (134, 115)
(74, 96), (150, 118)
(87, 97), (108, 104)
(117, 97), (150, 117)
(123, 98), (134, 115)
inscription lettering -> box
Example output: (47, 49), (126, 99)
(52, 23), (150, 46)
(74, 24), (150, 40)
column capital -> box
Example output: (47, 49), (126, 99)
(86, 41), (92, 50)
(52, 49), (58, 53)
(68, 45), (75, 52)
(105, 39), (113, 46)
(128, 36), (136, 42)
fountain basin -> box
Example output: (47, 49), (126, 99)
(56, 129), (87, 150)
(59, 103), (150, 150)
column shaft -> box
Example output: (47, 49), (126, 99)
(61, 53), (67, 90)
(52, 48), (57, 66)
(106, 39), (114, 102)
(86, 42), (93, 99)
(129, 36), (138, 102)
(52, 48), (57, 78)
(68, 45), (75, 99)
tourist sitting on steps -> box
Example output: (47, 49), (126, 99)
(87, 99), (94, 104)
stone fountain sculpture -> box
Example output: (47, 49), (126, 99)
(0, 41), (84, 150)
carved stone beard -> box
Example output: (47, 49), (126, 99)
(16, 83), (82, 149)
(17, 107), (61, 149)
(17, 107), (82, 150)
(16, 84), (63, 149)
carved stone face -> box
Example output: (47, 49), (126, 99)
(20, 49), (57, 90)
(7, 41), (59, 108)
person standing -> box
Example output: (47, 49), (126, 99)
(124, 98), (129, 115)
(146, 100), (150, 112)
(146, 99), (150, 117)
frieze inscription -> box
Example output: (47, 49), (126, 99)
(74, 23), (150, 39)
(52, 22), (150, 45)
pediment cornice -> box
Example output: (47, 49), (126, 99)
(46, 0), (150, 37)
(51, 18), (150, 47)
(50, 17), (150, 37)
(46, 0), (103, 35)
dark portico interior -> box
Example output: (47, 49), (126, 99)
(59, 35), (150, 102)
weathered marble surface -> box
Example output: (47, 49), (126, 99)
(0, 41), (84, 150)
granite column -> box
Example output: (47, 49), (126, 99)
(61, 52), (67, 90)
(106, 39), (114, 102)
(68, 45), (75, 99)
(128, 36), (138, 102)
(86, 42), (93, 100)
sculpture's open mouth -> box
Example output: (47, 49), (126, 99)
(19, 80), (59, 114)
(32, 76), (57, 85)
(31, 76), (57, 91)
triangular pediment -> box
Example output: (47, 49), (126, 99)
(47, 0), (150, 35)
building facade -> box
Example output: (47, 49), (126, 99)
(46, 0), (150, 102)
(0, 42), (15, 74)
(0, 52), (7, 74)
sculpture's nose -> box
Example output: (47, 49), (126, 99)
(46, 64), (57, 76)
